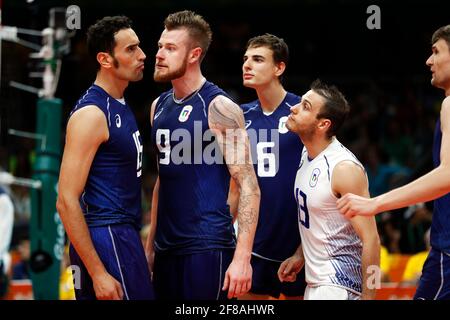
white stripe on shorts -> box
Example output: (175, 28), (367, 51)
(108, 226), (129, 300)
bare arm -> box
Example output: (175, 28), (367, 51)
(144, 176), (159, 277)
(227, 178), (239, 222)
(144, 98), (160, 276)
(277, 244), (304, 283)
(208, 95), (260, 299)
(149, 97), (159, 127)
(333, 161), (380, 300)
(56, 106), (123, 300)
(338, 97), (450, 218)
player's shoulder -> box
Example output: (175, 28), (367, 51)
(201, 80), (230, 99)
(210, 94), (241, 114)
(208, 95), (244, 130)
(331, 139), (360, 159)
(332, 158), (367, 193)
(330, 141), (365, 180)
(439, 96), (450, 126)
(66, 105), (109, 143)
(203, 80), (222, 92)
(240, 99), (260, 114)
(285, 91), (301, 105)
(73, 86), (97, 109)
(442, 95), (450, 109)
(334, 159), (365, 174)
(71, 85), (113, 118)
(156, 88), (174, 106)
(279, 92), (300, 115)
(69, 104), (106, 125)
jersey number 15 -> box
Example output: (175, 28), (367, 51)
(132, 131), (143, 177)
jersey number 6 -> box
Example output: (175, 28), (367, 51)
(256, 141), (276, 177)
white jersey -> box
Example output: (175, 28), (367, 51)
(294, 137), (365, 295)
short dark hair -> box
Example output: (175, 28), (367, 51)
(164, 10), (212, 62)
(246, 33), (289, 66)
(246, 33), (289, 82)
(86, 16), (133, 70)
(432, 25), (450, 50)
(311, 79), (350, 139)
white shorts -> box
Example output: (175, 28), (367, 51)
(304, 285), (360, 300)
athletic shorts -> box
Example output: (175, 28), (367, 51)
(69, 224), (154, 300)
(250, 255), (306, 298)
(304, 285), (360, 300)
(414, 248), (450, 300)
(153, 249), (234, 300)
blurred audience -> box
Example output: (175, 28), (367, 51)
(401, 229), (431, 285)
(12, 238), (30, 280)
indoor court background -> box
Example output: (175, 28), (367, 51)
(0, 0), (448, 300)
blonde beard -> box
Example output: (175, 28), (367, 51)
(154, 56), (188, 82)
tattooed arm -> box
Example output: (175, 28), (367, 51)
(228, 178), (239, 222)
(208, 95), (260, 299)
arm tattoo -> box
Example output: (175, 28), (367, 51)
(208, 95), (260, 236)
(233, 167), (259, 234)
(208, 96), (244, 131)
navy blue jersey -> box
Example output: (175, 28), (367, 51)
(432, 119), (450, 252)
(241, 92), (303, 261)
(151, 80), (236, 254)
(70, 84), (143, 228)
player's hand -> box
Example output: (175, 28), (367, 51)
(222, 257), (252, 299)
(336, 193), (377, 219)
(278, 254), (304, 283)
(92, 271), (124, 300)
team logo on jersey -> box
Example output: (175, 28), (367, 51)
(245, 120), (252, 129)
(309, 168), (320, 187)
(178, 105), (193, 122)
(278, 116), (288, 134)
(115, 114), (121, 128)
(154, 108), (164, 120)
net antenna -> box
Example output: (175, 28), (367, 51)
(0, 5), (74, 189)
(0, 5), (74, 98)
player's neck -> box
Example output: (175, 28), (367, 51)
(303, 136), (334, 159)
(172, 67), (205, 101)
(256, 82), (286, 113)
(94, 71), (127, 99)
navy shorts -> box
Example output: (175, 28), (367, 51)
(414, 248), (450, 300)
(69, 224), (154, 300)
(250, 255), (306, 298)
(153, 249), (234, 300)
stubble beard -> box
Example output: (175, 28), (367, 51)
(154, 56), (188, 83)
